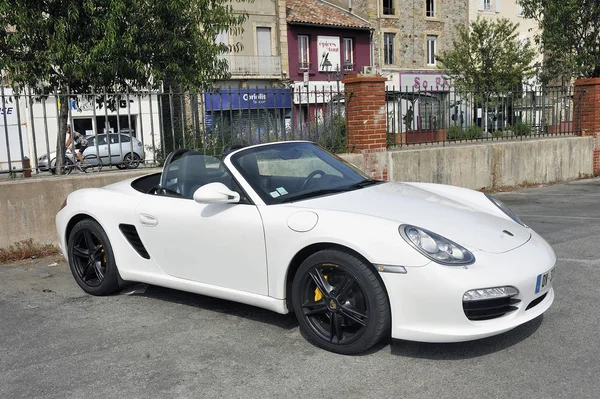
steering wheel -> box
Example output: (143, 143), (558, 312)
(301, 170), (326, 190)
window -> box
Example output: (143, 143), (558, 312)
(231, 142), (370, 205)
(383, 0), (394, 15)
(427, 35), (437, 66)
(109, 134), (130, 144)
(298, 35), (310, 70)
(216, 30), (229, 48)
(343, 38), (354, 71)
(479, 0), (499, 12)
(384, 33), (395, 65)
(256, 27), (272, 56)
(426, 0), (435, 17)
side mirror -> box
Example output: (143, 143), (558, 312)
(193, 182), (240, 204)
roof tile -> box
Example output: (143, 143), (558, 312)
(286, 0), (371, 30)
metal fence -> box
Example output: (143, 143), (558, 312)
(0, 84), (578, 177)
(0, 85), (348, 177)
(385, 85), (577, 147)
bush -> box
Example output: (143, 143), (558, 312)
(508, 120), (532, 136)
(0, 239), (60, 264)
(447, 125), (463, 140)
(447, 125), (483, 140)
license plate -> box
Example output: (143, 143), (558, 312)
(535, 267), (555, 294)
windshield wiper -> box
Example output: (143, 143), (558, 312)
(279, 188), (350, 203)
(347, 179), (383, 189)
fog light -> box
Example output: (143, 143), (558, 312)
(463, 286), (519, 301)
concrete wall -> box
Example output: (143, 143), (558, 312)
(0, 169), (158, 248)
(0, 136), (593, 249)
(383, 136), (593, 188)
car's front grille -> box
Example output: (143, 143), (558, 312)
(525, 292), (547, 311)
(119, 224), (150, 259)
(463, 297), (521, 321)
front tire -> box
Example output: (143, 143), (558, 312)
(67, 219), (119, 295)
(291, 249), (390, 355)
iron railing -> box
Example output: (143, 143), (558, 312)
(0, 84), (578, 178)
(384, 85), (577, 147)
(218, 55), (282, 77)
(0, 85), (348, 177)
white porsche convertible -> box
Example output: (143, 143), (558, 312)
(56, 141), (556, 354)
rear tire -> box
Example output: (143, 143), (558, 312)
(291, 249), (390, 355)
(122, 152), (141, 169)
(56, 158), (74, 175)
(67, 219), (119, 295)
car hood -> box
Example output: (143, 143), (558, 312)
(291, 182), (531, 254)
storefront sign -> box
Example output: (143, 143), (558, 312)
(399, 72), (452, 92)
(0, 88), (18, 126)
(317, 36), (341, 72)
(205, 89), (292, 111)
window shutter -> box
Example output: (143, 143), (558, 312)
(478, 0), (484, 11)
(495, 0), (500, 12)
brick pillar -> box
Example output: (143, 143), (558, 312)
(342, 74), (389, 180)
(573, 78), (600, 174)
(342, 74), (387, 153)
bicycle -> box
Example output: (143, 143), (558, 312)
(58, 149), (102, 175)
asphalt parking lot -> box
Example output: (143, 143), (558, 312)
(2, 179), (600, 399)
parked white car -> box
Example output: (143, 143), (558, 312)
(56, 141), (555, 354)
(38, 133), (145, 173)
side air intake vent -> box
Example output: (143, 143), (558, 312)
(119, 224), (150, 259)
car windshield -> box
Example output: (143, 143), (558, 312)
(230, 142), (380, 204)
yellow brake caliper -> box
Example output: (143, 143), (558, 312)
(314, 275), (328, 301)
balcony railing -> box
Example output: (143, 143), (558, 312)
(219, 55), (282, 77)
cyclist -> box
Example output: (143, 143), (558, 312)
(64, 124), (88, 167)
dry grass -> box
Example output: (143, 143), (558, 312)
(0, 239), (61, 264)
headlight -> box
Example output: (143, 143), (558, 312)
(399, 225), (475, 266)
(485, 194), (527, 227)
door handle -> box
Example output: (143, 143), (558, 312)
(139, 214), (158, 227)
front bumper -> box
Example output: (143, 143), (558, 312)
(381, 230), (556, 343)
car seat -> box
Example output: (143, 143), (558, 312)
(177, 152), (208, 199)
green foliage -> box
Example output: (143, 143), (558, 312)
(437, 16), (537, 92)
(447, 125), (483, 141)
(0, 0), (249, 93)
(0, 0), (250, 170)
(507, 120), (532, 136)
(519, 0), (600, 80)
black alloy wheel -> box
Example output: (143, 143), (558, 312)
(292, 249), (390, 355)
(68, 219), (120, 295)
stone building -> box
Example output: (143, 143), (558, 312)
(325, 0), (468, 137)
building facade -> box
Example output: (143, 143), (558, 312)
(329, 0), (468, 136)
(204, 0), (293, 144)
(286, 0), (373, 126)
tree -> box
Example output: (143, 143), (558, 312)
(437, 16), (537, 91)
(519, 0), (600, 82)
(437, 17), (537, 132)
(0, 0), (248, 170)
